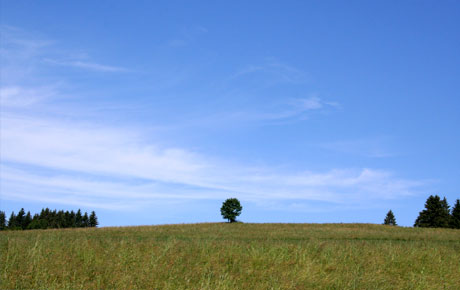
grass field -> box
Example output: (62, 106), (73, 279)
(1, 223), (460, 289)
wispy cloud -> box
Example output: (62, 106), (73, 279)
(0, 27), (425, 212)
(231, 59), (310, 84)
(166, 25), (208, 47)
(320, 137), (396, 158)
(0, 86), (56, 107)
(1, 110), (425, 210)
(1, 25), (128, 77)
(217, 96), (339, 123)
(43, 59), (128, 72)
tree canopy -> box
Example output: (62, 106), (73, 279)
(450, 199), (460, 229)
(0, 208), (98, 230)
(0, 211), (6, 231)
(383, 210), (397, 226)
(221, 198), (243, 223)
(414, 195), (451, 228)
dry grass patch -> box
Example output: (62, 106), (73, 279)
(1, 223), (459, 289)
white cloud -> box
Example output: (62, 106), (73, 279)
(232, 59), (309, 84)
(43, 59), (128, 72)
(1, 25), (127, 78)
(221, 96), (338, 123)
(320, 137), (396, 158)
(0, 27), (426, 211)
(0, 86), (58, 107)
(298, 96), (323, 110)
(1, 110), (425, 210)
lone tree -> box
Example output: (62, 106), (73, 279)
(221, 198), (242, 223)
(414, 195), (451, 228)
(383, 210), (397, 226)
(450, 199), (460, 229)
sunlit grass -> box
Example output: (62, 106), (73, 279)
(1, 223), (459, 289)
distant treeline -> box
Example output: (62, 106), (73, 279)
(0, 208), (98, 230)
(414, 195), (460, 229)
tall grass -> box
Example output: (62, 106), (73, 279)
(1, 223), (459, 289)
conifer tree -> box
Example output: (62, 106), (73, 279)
(0, 211), (6, 230)
(40, 209), (50, 229)
(441, 197), (451, 226)
(16, 208), (25, 229)
(8, 212), (17, 229)
(414, 195), (451, 228)
(76, 209), (83, 227)
(38, 208), (49, 229)
(70, 210), (76, 227)
(383, 210), (397, 226)
(27, 214), (41, 230)
(89, 211), (98, 227)
(82, 212), (89, 227)
(57, 210), (65, 228)
(450, 199), (460, 229)
(50, 210), (58, 228)
(1, 208), (100, 230)
(23, 211), (32, 230)
(64, 211), (70, 227)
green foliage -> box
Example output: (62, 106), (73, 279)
(8, 212), (19, 230)
(414, 195), (451, 228)
(82, 212), (89, 227)
(4, 208), (97, 230)
(24, 211), (32, 230)
(69, 211), (76, 228)
(220, 198), (243, 222)
(27, 218), (46, 230)
(89, 211), (98, 227)
(450, 199), (460, 229)
(383, 210), (397, 226)
(1, 223), (460, 289)
(0, 211), (6, 230)
(76, 209), (83, 227)
(16, 208), (25, 229)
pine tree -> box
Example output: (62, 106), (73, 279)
(38, 208), (50, 229)
(82, 212), (89, 227)
(40, 208), (50, 229)
(383, 210), (397, 226)
(57, 210), (65, 228)
(1, 208), (100, 230)
(70, 210), (76, 227)
(27, 214), (41, 230)
(8, 211), (17, 229)
(0, 211), (6, 230)
(89, 211), (98, 227)
(76, 209), (83, 227)
(16, 208), (25, 229)
(23, 211), (32, 230)
(50, 210), (58, 228)
(62, 210), (70, 228)
(450, 199), (460, 229)
(414, 195), (451, 228)
(441, 197), (452, 226)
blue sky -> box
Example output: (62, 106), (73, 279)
(1, 1), (459, 226)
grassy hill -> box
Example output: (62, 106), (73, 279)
(1, 223), (459, 289)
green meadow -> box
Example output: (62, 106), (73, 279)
(1, 223), (460, 289)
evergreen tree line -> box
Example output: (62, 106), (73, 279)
(0, 208), (98, 230)
(383, 195), (460, 229)
(414, 195), (460, 228)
